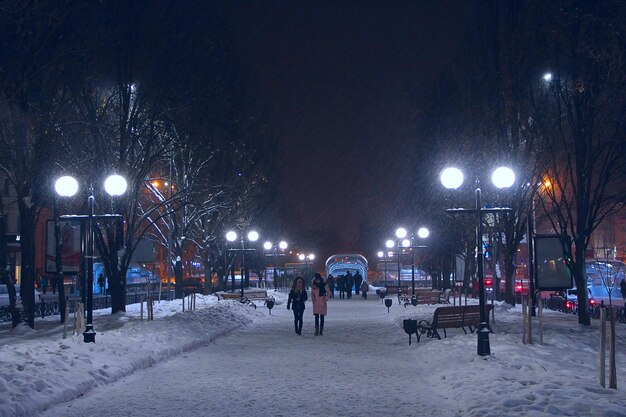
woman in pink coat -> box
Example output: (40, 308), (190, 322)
(311, 273), (330, 336)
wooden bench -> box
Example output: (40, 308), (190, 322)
(416, 290), (442, 305)
(401, 290), (443, 307)
(415, 304), (494, 342)
(216, 290), (272, 309)
(385, 285), (408, 304)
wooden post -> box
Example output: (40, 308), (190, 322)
(140, 297), (144, 321)
(527, 293), (533, 345)
(609, 308), (617, 389)
(538, 296), (543, 345)
(600, 307), (606, 388)
(522, 296), (527, 344)
(63, 305), (69, 339)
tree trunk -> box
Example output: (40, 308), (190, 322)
(17, 202), (37, 328)
(574, 240), (591, 326)
(504, 258), (516, 305)
(174, 256), (183, 299)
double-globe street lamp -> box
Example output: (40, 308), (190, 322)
(226, 229), (259, 298)
(298, 253), (315, 284)
(376, 247), (394, 284)
(54, 174), (127, 343)
(395, 226), (430, 296)
(263, 240), (288, 289)
(441, 166), (515, 356)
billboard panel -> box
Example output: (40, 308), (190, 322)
(45, 219), (82, 274)
(534, 235), (573, 290)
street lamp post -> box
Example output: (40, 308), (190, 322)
(55, 174), (127, 343)
(226, 230), (259, 298)
(298, 253), (315, 284)
(441, 166), (514, 356)
(264, 240), (288, 289)
(395, 227), (430, 295)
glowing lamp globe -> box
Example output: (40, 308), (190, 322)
(247, 231), (259, 242)
(491, 167), (515, 189)
(104, 174), (127, 196)
(441, 167), (464, 189)
(55, 176), (79, 197)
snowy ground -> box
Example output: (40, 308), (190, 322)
(1, 289), (625, 417)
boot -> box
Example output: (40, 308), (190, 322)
(314, 325), (319, 336)
(319, 325), (324, 336)
(294, 321), (299, 335)
(297, 321), (303, 335)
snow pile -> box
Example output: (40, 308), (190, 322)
(0, 293), (278, 417)
(1, 291), (625, 417)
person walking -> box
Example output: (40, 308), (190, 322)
(337, 274), (345, 299)
(360, 281), (369, 300)
(287, 276), (308, 335)
(41, 276), (48, 294)
(345, 271), (354, 299)
(354, 271), (363, 296)
(327, 274), (335, 298)
(311, 273), (330, 336)
(620, 278), (626, 301)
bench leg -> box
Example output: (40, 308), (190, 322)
(443, 328), (447, 338)
(432, 329), (441, 340)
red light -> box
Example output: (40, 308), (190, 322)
(590, 299), (596, 305)
(485, 279), (493, 287)
(515, 284), (523, 293)
(566, 301), (573, 309)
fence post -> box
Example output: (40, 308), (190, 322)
(538, 296), (543, 345)
(609, 308), (617, 389)
(527, 293), (533, 345)
(600, 307), (606, 388)
(522, 296), (527, 344)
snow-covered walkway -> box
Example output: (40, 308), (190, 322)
(2, 291), (626, 417)
(41, 296), (446, 417)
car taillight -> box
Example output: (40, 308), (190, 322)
(485, 279), (493, 287)
(590, 299), (596, 305)
(566, 301), (573, 309)
(515, 284), (522, 293)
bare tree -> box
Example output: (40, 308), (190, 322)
(531, 2), (626, 325)
(0, 1), (77, 327)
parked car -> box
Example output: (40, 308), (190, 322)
(564, 287), (596, 313)
(0, 284), (42, 307)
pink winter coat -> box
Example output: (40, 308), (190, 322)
(311, 285), (330, 316)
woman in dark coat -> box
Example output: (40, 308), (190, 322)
(287, 276), (308, 335)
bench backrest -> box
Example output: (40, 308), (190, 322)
(432, 306), (466, 327)
(432, 304), (494, 328)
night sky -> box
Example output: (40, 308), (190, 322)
(226, 2), (470, 261)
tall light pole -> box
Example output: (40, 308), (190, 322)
(395, 226), (430, 295)
(264, 240), (288, 289)
(298, 253), (315, 284)
(55, 174), (127, 343)
(441, 166), (514, 356)
(226, 229), (259, 298)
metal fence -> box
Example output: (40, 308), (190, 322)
(0, 290), (175, 323)
(541, 297), (626, 323)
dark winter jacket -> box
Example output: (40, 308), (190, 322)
(287, 289), (308, 312)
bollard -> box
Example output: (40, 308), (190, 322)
(384, 298), (392, 313)
(266, 297), (275, 315)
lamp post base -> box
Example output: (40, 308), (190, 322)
(83, 324), (96, 343)
(477, 323), (490, 356)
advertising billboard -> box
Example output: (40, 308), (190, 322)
(534, 234), (573, 290)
